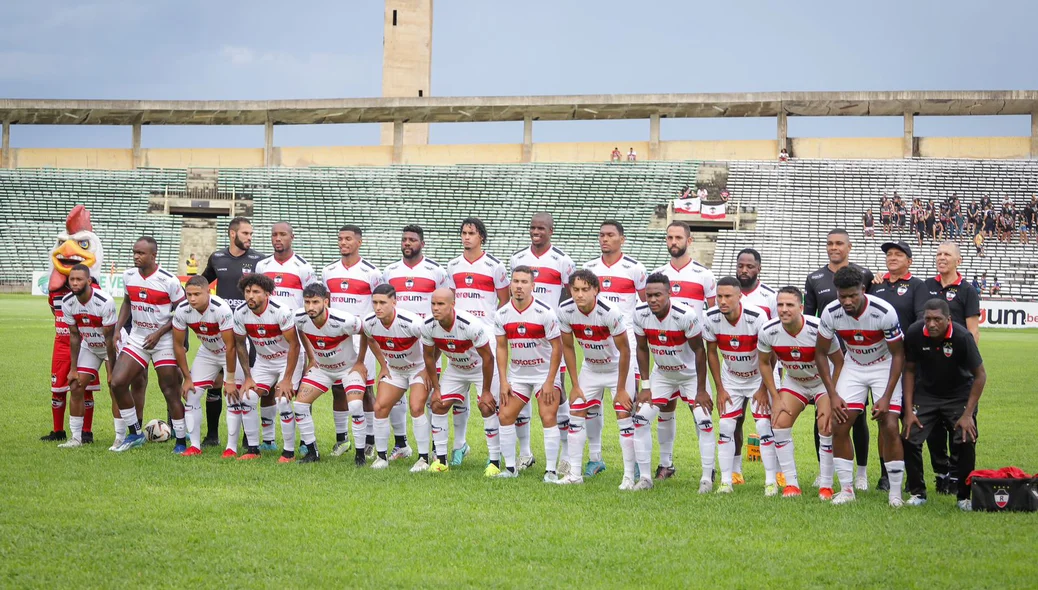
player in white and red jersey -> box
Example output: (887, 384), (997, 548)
(421, 289), (497, 474)
(255, 221), (316, 451)
(385, 225), (451, 318)
(631, 273), (712, 492)
(363, 283), (431, 473)
(493, 266), (564, 481)
(556, 269), (636, 487)
(293, 282), (368, 466)
(511, 213), (578, 477)
(232, 273), (302, 462)
(172, 276), (238, 456)
(757, 286), (844, 500)
(109, 237), (186, 453)
(321, 224), (387, 457)
(448, 217), (509, 323)
(649, 220), (716, 481)
(736, 249), (778, 319)
(703, 277), (774, 494)
(815, 265), (906, 507)
(59, 264), (117, 448)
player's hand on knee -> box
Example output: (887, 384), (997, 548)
(954, 414), (977, 443)
(181, 379), (194, 400)
(540, 381), (556, 405)
(831, 395), (849, 424)
(240, 378), (257, 397)
(225, 382), (240, 403)
(695, 389), (713, 414)
(500, 381), (513, 408)
(715, 387), (731, 414)
(614, 387), (633, 412)
(902, 410), (922, 439)
(67, 368), (78, 387)
(569, 384), (586, 408)
(753, 389), (771, 415)
(143, 332), (161, 350)
(871, 397), (890, 419)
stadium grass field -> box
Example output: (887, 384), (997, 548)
(2, 293), (1036, 588)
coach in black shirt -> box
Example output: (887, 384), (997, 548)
(871, 241), (928, 330)
(902, 299), (985, 509)
(922, 241), (981, 342)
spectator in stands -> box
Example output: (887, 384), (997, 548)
(971, 276), (982, 293)
(894, 195), (907, 230)
(1022, 199), (1034, 245)
(980, 195), (992, 211)
(996, 211), (1013, 243)
(973, 230), (985, 258)
(697, 186), (708, 201)
(627, 148), (637, 162)
(925, 200), (936, 240)
(950, 207), (964, 240)
(1001, 194), (1014, 215)
(186, 254), (198, 276)
(966, 201), (980, 236)
(720, 188), (730, 202)
(982, 206), (996, 239)
(778, 148), (790, 162)
(991, 276), (1002, 296)
(979, 273), (988, 294)
(932, 213), (945, 242)
(611, 147), (622, 163)
(913, 201), (926, 247)
(881, 196), (893, 236)
(862, 209), (876, 239)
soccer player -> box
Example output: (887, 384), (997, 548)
(172, 275), (239, 456)
(815, 266), (906, 507)
(255, 221), (316, 453)
(58, 264), (117, 448)
(109, 237), (186, 452)
(804, 228), (874, 490)
(650, 220), (713, 480)
(363, 283), (431, 471)
(585, 220), (648, 474)
(631, 273), (712, 492)
(232, 273), (301, 461)
(703, 277), (773, 494)
(757, 286), (844, 499)
(447, 218), (511, 462)
(493, 266), (564, 481)
(511, 213), (577, 475)
(199, 216), (265, 447)
(421, 288), (497, 474)
(556, 270), (635, 487)
(293, 283), (368, 465)
(383, 225), (451, 319)
(321, 224), (389, 459)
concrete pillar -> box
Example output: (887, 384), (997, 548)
(904, 113), (915, 159)
(1031, 111), (1038, 159)
(264, 118), (274, 167)
(1, 121), (9, 169)
(522, 115), (533, 163)
(392, 120), (405, 164)
(380, 0), (432, 146)
(649, 114), (660, 160)
(777, 111), (788, 155)
(131, 120), (142, 169)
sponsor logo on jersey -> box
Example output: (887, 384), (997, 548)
(943, 342), (953, 357)
(897, 284), (908, 296)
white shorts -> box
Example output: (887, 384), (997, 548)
(837, 360), (903, 413)
(121, 334), (177, 370)
(574, 368), (636, 413)
(647, 371), (699, 406)
(191, 351), (241, 389)
(719, 383), (766, 420)
(354, 334), (376, 388)
(75, 346), (106, 391)
(440, 365), (499, 404)
(380, 369), (425, 392)
(250, 359), (304, 394)
(510, 374), (563, 405)
(301, 366), (365, 394)
(780, 377), (828, 406)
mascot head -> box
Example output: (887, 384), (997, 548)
(49, 205), (104, 292)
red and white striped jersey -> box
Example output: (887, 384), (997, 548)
(294, 308), (363, 373)
(757, 315), (840, 388)
(123, 266), (184, 343)
(363, 309), (425, 375)
(447, 252), (509, 324)
(255, 254), (317, 309)
(583, 254), (648, 327)
(557, 297), (627, 373)
(383, 256), (450, 318)
(702, 304), (768, 388)
(652, 259), (716, 318)
(510, 245), (576, 311)
(420, 309), (491, 372)
(741, 281), (778, 320)
(232, 300), (296, 363)
(61, 287), (117, 352)
(321, 257), (383, 318)
(633, 301), (702, 380)
(494, 299), (561, 383)
(172, 295), (234, 356)
(818, 295), (903, 366)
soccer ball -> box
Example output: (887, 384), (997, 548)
(144, 419), (171, 442)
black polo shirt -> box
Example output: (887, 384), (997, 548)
(922, 273), (980, 328)
(804, 262), (875, 317)
(904, 321), (982, 400)
(202, 247), (266, 309)
(869, 272), (928, 330)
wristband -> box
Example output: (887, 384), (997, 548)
(640, 380), (651, 389)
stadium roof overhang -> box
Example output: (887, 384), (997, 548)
(0, 91), (1036, 126)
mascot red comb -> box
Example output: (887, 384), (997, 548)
(43, 205), (104, 442)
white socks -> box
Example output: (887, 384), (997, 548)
(374, 417), (391, 454)
(819, 435), (835, 488)
(294, 401), (315, 445)
(516, 404), (532, 457)
(693, 405), (716, 481)
(185, 388), (204, 449)
(756, 418), (778, 486)
(276, 397), (296, 452)
(500, 423), (517, 470)
(70, 416), (84, 442)
(718, 417), (738, 485)
(835, 457), (855, 491)
(586, 407), (603, 462)
(225, 400), (242, 452)
(113, 417), (126, 445)
(333, 410), (349, 438)
(483, 414), (501, 460)
(452, 400), (469, 451)
(657, 411), (676, 467)
(349, 399), (366, 451)
(172, 418), (186, 444)
(543, 426), (560, 473)
(633, 403), (660, 477)
(618, 416), (636, 479)
(242, 392), (261, 448)
(261, 404), (276, 443)
(773, 427), (797, 488)
(431, 412), (450, 457)
(412, 413), (431, 457)
(119, 407), (140, 434)
(885, 460), (905, 501)
(567, 416), (587, 474)
(390, 397), (408, 441)
(556, 400), (570, 466)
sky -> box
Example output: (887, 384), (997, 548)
(3, 0), (1038, 148)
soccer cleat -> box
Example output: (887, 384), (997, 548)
(114, 433), (146, 452)
(942, 478), (960, 496)
(428, 460), (449, 473)
(41, 430), (68, 442)
(259, 441), (278, 452)
(371, 457), (389, 470)
(278, 455), (295, 464)
(173, 443), (187, 455)
(783, 486), (802, 498)
(698, 479), (714, 494)
(484, 463), (502, 478)
(957, 499), (973, 512)
(731, 472), (745, 485)
(450, 443), (470, 467)
(618, 476), (636, 491)
(556, 474), (584, 485)
(584, 461), (607, 478)
(390, 445), (413, 461)
(632, 477), (654, 491)
(410, 458), (430, 473)
(634, 465), (640, 481)
(877, 475), (890, 492)
(298, 445), (309, 457)
(716, 483), (734, 494)
(182, 446), (202, 457)
(57, 438), (83, 449)
(354, 450), (366, 467)
(109, 440), (124, 452)
(331, 441), (352, 457)
(906, 494), (927, 506)
(558, 460), (571, 477)
(542, 471), (559, 483)
(776, 472), (787, 487)
(654, 464), (676, 481)
(201, 435), (219, 448)
(237, 452), (261, 461)
(82, 432), (94, 444)
(832, 488), (857, 505)
(818, 487), (834, 501)
(855, 474), (869, 491)
(299, 451), (320, 464)
(889, 495), (905, 508)
(764, 483), (779, 497)
(365, 445), (376, 460)
(518, 455), (536, 471)
(221, 449), (237, 459)
(495, 468), (518, 479)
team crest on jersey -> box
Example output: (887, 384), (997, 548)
(658, 332), (668, 343)
(446, 341), (457, 351)
(386, 339), (396, 349)
(257, 326), (267, 336)
(465, 275), (474, 286)
(339, 279), (350, 291)
(853, 332), (865, 343)
(274, 274), (284, 286)
(729, 336), (741, 349)
(405, 277), (415, 289)
(517, 324), (527, 336)
(138, 289), (147, 301)
(943, 342), (953, 357)
(316, 339), (327, 349)
(532, 269), (540, 279)
(583, 327), (594, 337)
(790, 348), (802, 360)
(198, 325), (210, 335)
(602, 278), (612, 290)
(51, 373), (57, 385)
(897, 284), (908, 296)
(671, 282), (680, 294)
(994, 487), (1010, 508)
(242, 268), (252, 275)
(945, 289), (956, 301)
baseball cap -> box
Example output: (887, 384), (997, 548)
(881, 241), (913, 259)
